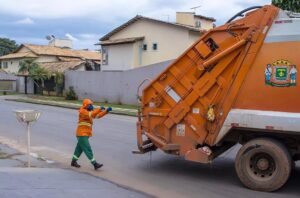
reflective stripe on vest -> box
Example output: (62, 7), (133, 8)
(78, 122), (92, 127)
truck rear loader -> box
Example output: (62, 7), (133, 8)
(136, 5), (300, 192)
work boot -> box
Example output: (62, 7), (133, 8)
(71, 160), (81, 168)
(93, 162), (103, 170)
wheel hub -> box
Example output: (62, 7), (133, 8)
(257, 158), (269, 170)
(249, 153), (276, 178)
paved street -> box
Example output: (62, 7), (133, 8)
(0, 98), (299, 198)
(0, 168), (150, 198)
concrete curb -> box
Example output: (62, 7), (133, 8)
(5, 98), (138, 117)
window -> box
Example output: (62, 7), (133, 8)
(102, 47), (108, 65)
(2, 62), (8, 69)
(143, 44), (147, 51)
(152, 43), (158, 50)
(195, 20), (201, 28)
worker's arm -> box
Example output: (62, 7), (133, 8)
(79, 108), (102, 119)
(95, 107), (112, 119)
(95, 110), (107, 119)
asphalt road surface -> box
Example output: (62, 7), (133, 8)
(0, 99), (299, 198)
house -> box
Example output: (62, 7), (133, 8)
(0, 40), (101, 74)
(0, 39), (101, 94)
(176, 12), (216, 30)
(97, 12), (215, 71)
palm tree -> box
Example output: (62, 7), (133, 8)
(30, 66), (51, 95)
(53, 71), (65, 96)
(18, 59), (39, 74)
(18, 59), (39, 94)
(19, 59), (50, 95)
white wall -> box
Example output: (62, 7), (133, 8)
(1, 60), (20, 74)
(102, 43), (134, 71)
(1, 55), (59, 74)
(16, 76), (34, 94)
(189, 31), (201, 45)
(176, 12), (214, 30)
(65, 60), (173, 105)
(108, 19), (201, 68)
(198, 18), (214, 30)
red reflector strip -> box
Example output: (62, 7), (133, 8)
(265, 126), (274, 130)
(231, 123), (239, 127)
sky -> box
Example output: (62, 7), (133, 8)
(0, 0), (271, 50)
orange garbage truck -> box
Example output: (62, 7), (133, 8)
(136, 5), (300, 192)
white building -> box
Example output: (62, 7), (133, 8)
(98, 13), (215, 71)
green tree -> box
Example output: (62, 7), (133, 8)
(0, 38), (19, 56)
(19, 59), (50, 95)
(18, 59), (39, 94)
(272, 0), (300, 12)
(18, 59), (39, 74)
(52, 71), (65, 96)
(30, 66), (51, 95)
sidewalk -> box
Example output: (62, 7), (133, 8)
(2, 95), (138, 116)
(0, 144), (151, 198)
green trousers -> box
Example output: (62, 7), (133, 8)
(72, 136), (96, 164)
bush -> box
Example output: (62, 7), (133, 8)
(65, 86), (78, 100)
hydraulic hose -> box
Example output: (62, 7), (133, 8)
(226, 6), (262, 23)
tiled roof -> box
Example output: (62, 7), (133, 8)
(195, 14), (216, 22)
(98, 37), (144, 46)
(58, 56), (83, 62)
(100, 15), (205, 41)
(0, 52), (38, 60)
(20, 44), (101, 60)
(75, 49), (101, 60)
(39, 61), (85, 72)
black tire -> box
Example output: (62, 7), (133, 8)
(235, 138), (292, 192)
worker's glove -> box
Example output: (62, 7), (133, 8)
(87, 104), (94, 111)
(100, 106), (106, 111)
(106, 107), (112, 112)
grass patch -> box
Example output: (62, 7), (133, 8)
(0, 91), (17, 96)
(27, 95), (138, 110)
(7, 97), (137, 116)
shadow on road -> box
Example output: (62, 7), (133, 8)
(137, 153), (300, 197)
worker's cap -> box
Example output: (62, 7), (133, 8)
(82, 98), (93, 108)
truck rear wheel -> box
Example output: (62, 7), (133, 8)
(235, 138), (292, 192)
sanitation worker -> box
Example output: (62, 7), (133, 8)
(71, 98), (112, 170)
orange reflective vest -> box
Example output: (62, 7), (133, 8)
(76, 107), (107, 137)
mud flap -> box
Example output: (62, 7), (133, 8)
(185, 148), (213, 163)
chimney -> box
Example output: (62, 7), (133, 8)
(176, 12), (195, 27)
(49, 38), (73, 49)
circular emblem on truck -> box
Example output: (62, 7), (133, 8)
(265, 60), (297, 87)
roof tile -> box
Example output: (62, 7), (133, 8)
(23, 44), (101, 60)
